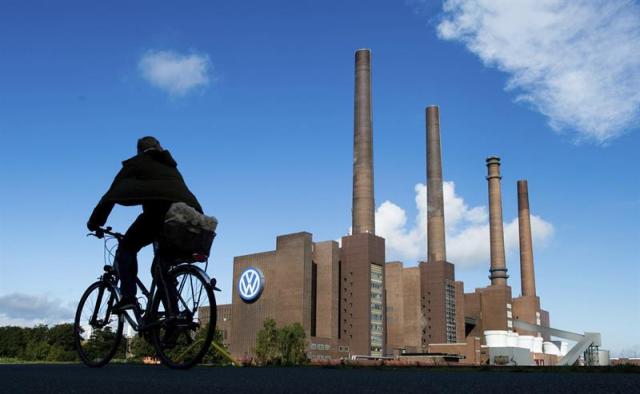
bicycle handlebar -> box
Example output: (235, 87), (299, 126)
(88, 226), (124, 240)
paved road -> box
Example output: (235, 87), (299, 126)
(2, 364), (638, 393)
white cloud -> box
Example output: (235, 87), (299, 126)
(138, 50), (211, 96)
(375, 181), (554, 267)
(435, 0), (640, 143)
(0, 293), (74, 327)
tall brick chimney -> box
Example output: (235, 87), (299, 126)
(517, 180), (536, 296)
(426, 105), (446, 263)
(486, 156), (508, 286)
(352, 49), (375, 235)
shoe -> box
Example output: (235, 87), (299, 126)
(112, 297), (136, 314)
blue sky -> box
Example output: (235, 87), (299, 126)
(0, 1), (638, 355)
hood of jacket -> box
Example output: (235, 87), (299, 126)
(122, 149), (177, 168)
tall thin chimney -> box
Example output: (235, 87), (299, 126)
(426, 105), (446, 263)
(486, 156), (508, 286)
(352, 49), (375, 235)
(517, 180), (536, 296)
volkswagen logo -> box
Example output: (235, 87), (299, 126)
(238, 267), (265, 303)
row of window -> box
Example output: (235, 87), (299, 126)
(444, 280), (457, 343)
(309, 354), (332, 360)
(371, 314), (383, 322)
(370, 264), (384, 357)
(370, 346), (382, 356)
(310, 343), (331, 351)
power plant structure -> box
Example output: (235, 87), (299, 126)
(204, 49), (605, 366)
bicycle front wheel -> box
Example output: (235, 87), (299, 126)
(74, 281), (124, 367)
(150, 265), (216, 369)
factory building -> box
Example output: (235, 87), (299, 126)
(204, 49), (602, 365)
(212, 49), (386, 360)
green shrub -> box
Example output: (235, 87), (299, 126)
(255, 318), (307, 366)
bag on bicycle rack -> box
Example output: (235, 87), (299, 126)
(160, 202), (217, 261)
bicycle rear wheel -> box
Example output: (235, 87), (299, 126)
(150, 265), (216, 369)
(74, 281), (124, 367)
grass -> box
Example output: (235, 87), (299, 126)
(0, 358), (80, 365)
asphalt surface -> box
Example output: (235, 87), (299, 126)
(2, 364), (638, 393)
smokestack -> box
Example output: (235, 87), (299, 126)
(518, 180), (536, 296)
(486, 156), (508, 286)
(426, 105), (446, 263)
(352, 49), (375, 235)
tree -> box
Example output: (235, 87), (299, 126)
(254, 318), (307, 366)
(0, 323), (80, 362)
(46, 344), (78, 362)
(82, 326), (120, 361)
(28, 324), (49, 343)
(47, 324), (74, 350)
(255, 318), (280, 365)
(46, 323), (78, 361)
(130, 334), (155, 361)
(278, 323), (306, 366)
(23, 340), (50, 361)
(0, 326), (28, 358)
(20, 324), (51, 361)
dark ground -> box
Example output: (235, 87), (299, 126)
(2, 364), (639, 393)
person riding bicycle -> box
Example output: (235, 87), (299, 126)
(87, 136), (203, 313)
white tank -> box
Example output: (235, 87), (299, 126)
(543, 341), (560, 355)
(560, 341), (569, 356)
(598, 350), (610, 366)
(507, 331), (519, 347)
(484, 330), (508, 347)
(532, 337), (544, 353)
(517, 335), (534, 350)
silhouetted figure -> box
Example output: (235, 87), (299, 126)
(87, 136), (202, 312)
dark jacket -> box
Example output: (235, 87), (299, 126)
(88, 150), (202, 226)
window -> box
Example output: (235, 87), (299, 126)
(444, 280), (457, 343)
(369, 264), (384, 357)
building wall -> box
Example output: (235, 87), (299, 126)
(313, 241), (340, 339)
(462, 285), (513, 345)
(384, 262), (421, 354)
(307, 337), (351, 360)
(229, 232), (313, 358)
(229, 250), (276, 358)
(420, 260), (457, 345)
(216, 304), (233, 347)
(340, 233), (386, 356)
(512, 295), (541, 336)
(540, 308), (550, 341)
(454, 281), (466, 343)
(274, 233), (313, 332)
(402, 267), (422, 352)
(463, 292), (483, 339)
(384, 262), (404, 354)
(428, 336), (482, 364)
(478, 285), (513, 332)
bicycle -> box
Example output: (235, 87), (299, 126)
(73, 226), (219, 369)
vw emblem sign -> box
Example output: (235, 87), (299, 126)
(238, 267), (265, 303)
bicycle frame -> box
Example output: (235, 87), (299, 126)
(97, 255), (213, 335)
(88, 226), (215, 335)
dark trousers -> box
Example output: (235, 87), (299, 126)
(115, 202), (172, 301)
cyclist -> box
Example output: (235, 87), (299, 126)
(87, 136), (203, 313)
